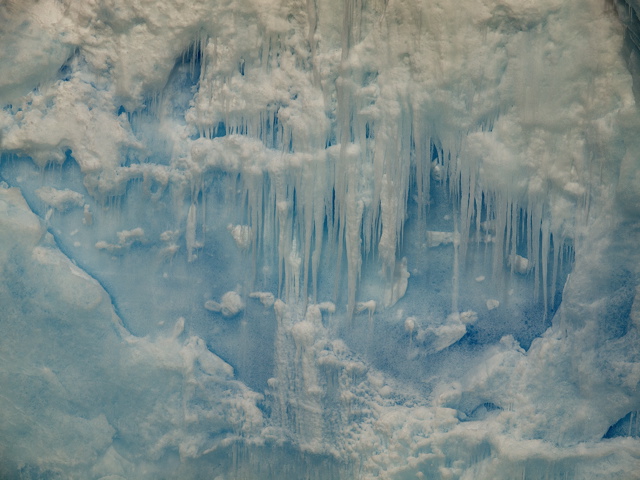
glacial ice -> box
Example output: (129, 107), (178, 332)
(1, 0), (640, 478)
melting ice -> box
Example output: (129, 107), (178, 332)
(1, 0), (640, 478)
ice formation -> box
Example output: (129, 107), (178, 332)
(1, 0), (640, 478)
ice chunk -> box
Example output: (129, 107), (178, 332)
(415, 311), (477, 354)
(186, 203), (197, 262)
(160, 230), (180, 242)
(426, 231), (460, 248)
(227, 224), (252, 250)
(249, 291), (275, 307)
(95, 228), (145, 253)
(82, 204), (93, 225)
(404, 316), (416, 333)
(431, 161), (444, 182)
(205, 291), (245, 317)
(508, 254), (531, 274)
(117, 227), (144, 245)
(35, 186), (84, 212)
(316, 301), (336, 314)
(486, 299), (500, 310)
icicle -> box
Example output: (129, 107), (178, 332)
(300, 168), (315, 304)
(311, 162), (326, 302)
(491, 193), (508, 281)
(396, 110), (412, 249)
(273, 172), (290, 299)
(458, 153), (477, 263)
(305, 0), (320, 87)
(508, 200), (517, 274)
(286, 237), (302, 300)
(186, 202), (197, 262)
(243, 173), (262, 282)
(452, 210), (460, 313)
(551, 232), (561, 312)
(345, 180), (364, 318)
(379, 174), (397, 282)
(530, 201), (543, 300)
(412, 113), (429, 226)
(541, 219), (550, 322)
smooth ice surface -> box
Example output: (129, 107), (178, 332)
(1, 0), (640, 478)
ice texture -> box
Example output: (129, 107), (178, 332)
(1, 0), (640, 478)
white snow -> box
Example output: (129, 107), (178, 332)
(249, 291), (275, 307)
(508, 254), (531, 275)
(227, 224), (252, 250)
(486, 299), (500, 311)
(1, 0), (640, 478)
(35, 186), (84, 212)
(426, 231), (460, 248)
(95, 227), (145, 252)
(205, 291), (245, 317)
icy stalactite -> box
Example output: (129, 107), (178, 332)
(0, 0), (606, 319)
(186, 202), (197, 262)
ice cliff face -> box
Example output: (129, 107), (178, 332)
(1, 0), (640, 479)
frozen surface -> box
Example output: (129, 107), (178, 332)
(1, 0), (640, 478)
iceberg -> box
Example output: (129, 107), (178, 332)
(1, 0), (639, 478)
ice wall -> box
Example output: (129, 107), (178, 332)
(1, 0), (640, 478)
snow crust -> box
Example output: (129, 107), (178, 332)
(1, 0), (640, 478)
